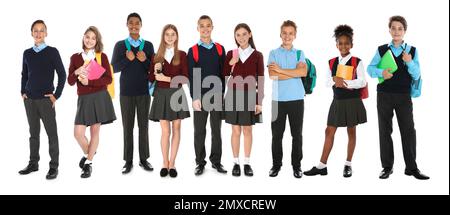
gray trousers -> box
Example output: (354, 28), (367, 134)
(23, 98), (59, 169)
(120, 95), (151, 162)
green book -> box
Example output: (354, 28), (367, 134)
(377, 50), (398, 84)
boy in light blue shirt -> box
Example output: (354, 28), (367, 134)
(267, 20), (308, 179)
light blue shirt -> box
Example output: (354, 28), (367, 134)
(32, 43), (47, 53)
(127, 36), (142, 48)
(367, 41), (421, 81)
(268, 46), (306, 101)
(197, 40), (214, 50)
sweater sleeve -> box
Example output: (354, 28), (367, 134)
(52, 48), (66, 99)
(111, 41), (130, 73)
(89, 53), (112, 87)
(140, 41), (154, 72)
(67, 54), (79, 86)
(179, 51), (189, 84)
(256, 52), (265, 105)
(148, 54), (156, 82)
(187, 48), (196, 99)
(21, 51), (28, 95)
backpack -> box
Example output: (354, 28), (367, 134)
(329, 56), (368, 99)
(95, 53), (115, 99)
(192, 42), (224, 64)
(124, 39), (155, 96)
(378, 43), (421, 98)
(296, 50), (316, 94)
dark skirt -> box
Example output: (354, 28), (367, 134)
(224, 89), (262, 126)
(149, 87), (190, 122)
(75, 90), (116, 126)
(327, 97), (367, 127)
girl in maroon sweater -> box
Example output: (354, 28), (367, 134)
(223, 23), (264, 177)
(68, 26), (116, 178)
(148, 24), (190, 178)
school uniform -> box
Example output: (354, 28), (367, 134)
(148, 49), (190, 121)
(327, 54), (367, 127)
(267, 46), (306, 169)
(111, 37), (154, 162)
(21, 44), (66, 169)
(68, 50), (116, 126)
(187, 41), (226, 166)
(367, 41), (421, 171)
(223, 46), (264, 126)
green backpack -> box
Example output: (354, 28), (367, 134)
(296, 50), (316, 94)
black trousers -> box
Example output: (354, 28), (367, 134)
(271, 100), (304, 168)
(377, 92), (417, 170)
(120, 95), (150, 162)
(23, 98), (59, 169)
(193, 110), (223, 166)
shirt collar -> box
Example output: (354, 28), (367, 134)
(128, 36), (142, 48)
(239, 46), (254, 55)
(82, 49), (96, 61)
(389, 41), (406, 50)
(198, 40), (214, 49)
(32, 43), (47, 53)
(278, 45), (295, 53)
(338, 53), (352, 63)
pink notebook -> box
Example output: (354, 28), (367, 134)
(86, 59), (106, 80)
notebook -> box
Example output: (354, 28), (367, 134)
(86, 59), (106, 80)
(377, 50), (398, 84)
(336, 64), (354, 80)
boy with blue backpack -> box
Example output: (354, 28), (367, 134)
(111, 12), (155, 174)
(267, 20), (316, 179)
(367, 15), (428, 180)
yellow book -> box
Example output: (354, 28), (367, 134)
(336, 64), (354, 80)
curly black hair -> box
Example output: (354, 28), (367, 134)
(334, 24), (353, 43)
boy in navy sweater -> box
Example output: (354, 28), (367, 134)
(367, 15), (429, 180)
(19, 20), (66, 180)
(112, 13), (155, 174)
(188, 15), (227, 176)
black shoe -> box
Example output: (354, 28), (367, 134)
(139, 160), (154, 171)
(79, 157), (87, 169)
(169, 169), (178, 178)
(232, 164), (241, 176)
(212, 163), (227, 174)
(379, 168), (393, 179)
(122, 161), (133, 174)
(343, 165), (352, 178)
(194, 164), (205, 176)
(46, 168), (58, 180)
(160, 168), (169, 177)
(269, 166), (281, 177)
(405, 169), (430, 180)
(244, 164), (254, 176)
(293, 167), (303, 178)
(304, 166), (328, 176)
(81, 164), (92, 178)
(18, 164), (38, 175)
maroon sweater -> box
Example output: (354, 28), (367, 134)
(68, 53), (112, 95)
(148, 50), (189, 88)
(223, 50), (265, 105)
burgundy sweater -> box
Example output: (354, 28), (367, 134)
(68, 53), (112, 95)
(223, 50), (265, 105)
(148, 50), (189, 88)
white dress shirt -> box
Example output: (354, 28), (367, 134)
(326, 54), (367, 89)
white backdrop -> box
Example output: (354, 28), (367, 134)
(0, 0), (448, 195)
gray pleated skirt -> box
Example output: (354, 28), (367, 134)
(75, 90), (116, 126)
(327, 97), (367, 127)
(149, 87), (190, 122)
(224, 89), (262, 126)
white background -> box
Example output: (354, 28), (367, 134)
(0, 0), (448, 195)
